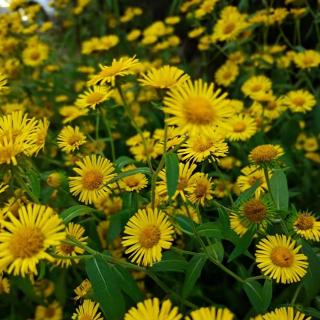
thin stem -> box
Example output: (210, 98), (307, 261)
(291, 283), (302, 305)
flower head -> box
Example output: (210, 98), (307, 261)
(249, 144), (284, 165)
(76, 86), (113, 110)
(72, 299), (103, 320)
(292, 211), (320, 241)
(186, 306), (234, 320)
(57, 126), (86, 153)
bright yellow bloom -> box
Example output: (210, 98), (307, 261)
(74, 279), (92, 300)
(139, 65), (190, 89)
(76, 86), (113, 110)
(22, 42), (49, 67)
(255, 234), (308, 284)
(118, 165), (148, 192)
(35, 301), (63, 320)
(195, 0), (218, 19)
(72, 299), (103, 320)
(186, 173), (214, 206)
(293, 211), (320, 241)
(283, 90), (316, 113)
(0, 203), (66, 277)
(215, 62), (239, 87)
(54, 223), (87, 267)
(260, 307), (311, 320)
(225, 114), (257, 141)
(125, 298), (182, 320)
(59, 106), (89, 124)
(241, 75), (272, 101)
(163, 79), (231, 136)
(0, 276), (10, 294)
(88, 56), (140, 86)
(69, 155), (116, 204)
(294, 50), (320, 69)
(185, 306), (234, 320)
(57, 126), (86, 153)
(122, 208), (174, 266)
(249, 144), (284, 165)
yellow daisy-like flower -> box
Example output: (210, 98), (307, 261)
(283, 90), (316, 113)
(124, 298), (182, 320)
(75, 86), (113, 110)
(35, 301), (63, 320)
(225, 114), (257, 141)
(122, 208), (174, 266)
(293, 211), (320, 242)
(236, 166), (270, 198)
(260, 307), (311, 320)
(163, 79), (231, 136)
(22, 42), (49, 67)
(0, 276), (10, 294)
(139, 65), (190, 89)
(185, 306), (234, 320)
(29, 118), (50, 156)
(179, 131), (228, 163)
(249, 144), (284, 165)
(0, 203), (66, 277)
(118, 165), (148, 192)
(71, 299), (103, 320)
(293, 50), (320, 69)
(212, 6), (249, 42)
(230, 213), (249, 237)
(255, 234), (308, 284)
(186, 173), (214, 206)
(57, 126), (86, 153)
(157, 161), (197, 201)
(215, 61), (239, 87)
(241, 75), (272, 101)
(59, 106), (89, 124)
(74, 279), (92, 300)
(69, 155), (116, 204)
(54, 223), (87, 268)
(88, 56), (140, 86)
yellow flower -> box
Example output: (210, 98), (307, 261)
(88, 56), (140, 86)
(54, 223), (87, 268)
(215, 62), (239, 87)
(230, 213), (249, 237)
(22, 42), (49, 67)
(72, 299), (103, 320)
(259, 307), (311, 320)
(283, 90), (316, 113)
(236, 166), (270, 198)
(35, 301), (63, 320)
(0, 276), (10, 294)
(122, 208), (174, 266)
(255, 234), (308, 284)
(157, 161), (197, 201)
(195, 0), (218, 19)
(188, 27), (205, 38)
(225, 114), (257, 141)
(185, 306), (234, 320)
(163, 79), (231, 136)
(127, 29), (141, 41)
(124, 298), (182, 320)
(93, 195), (122, 216)
(241, 75), (272, 101)
(76, 86), (113, 110)
(139, 65), (190, 89)
(118, 165), (148, 192)
(179, 131), (228, 163)
(74, 279), (92, 300)
(293, 211), (320, 241)
(294, 50), (320, 69)
(186, 173), (214, 206)
(212, 6), (249, 42)
(69, 155), (116, 204)
(59, 106), (89, 124)
(57, 126), (86, 153)
(0, 203), (66, 277)
(249, 144), (284, 165)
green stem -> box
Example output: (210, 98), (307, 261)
(101, 110), (116, 162)
(291, 283), (302, 305)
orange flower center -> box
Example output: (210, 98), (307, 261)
(9, 227), (44, 258)
(295, 214), (314, 230)
(86, 92), (104, 105)
(233, 120), (246, 132)
(124, 176), (140, 188)
(30, 51), (40, 60)
(177, 177), (188, 190)
(243, 199), (266, 223)
(44, 307), (56, 318)
(184, 97), (216, 125)
(82, 170), (104, 190)
(250, 145), (278, 163)
(67, 134), (83, 147)
(139, 226), (161, 248)
(194, 182), (208, 198)
(59, 243), (75, 255)
(292, 96), (305, 107)
(223, 22), (235, 35)
(271, 246), (294, 267)
(250, 84), (262, 92)
(266, 100), (277, 110)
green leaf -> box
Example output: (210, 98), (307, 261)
(300, 307), (320, 318)
(243, 280), (265, 313)
(301, 240), (320, 300)
(85, 256), (125, 320)
(11, 277), (41, 304)
(114, 167), (152, 181)
(107, 209), (132, 243)
(173, 215), (194, 235)
(270, 169), (289, 211)
(60, 205), (95, 223)
(196, 222), (223, 239)
(112, 265), (143, 302)
(206, 241), (224, 263)
(261, 279), (272, 311)
(114, 156), (137, 169)
(165, 152), (179, 198)
(151, 251), (188, 273)
(234, 180), (260, 207)
(228, 227), (256, 262)
(27, 169), (41, 200)
(182, 255), (207, 298)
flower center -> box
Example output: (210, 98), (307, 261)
(222, 71), (232, 80)
(195, 182), (208, 198)
(124, 176), (140, 188)
(292, 97), (305, 107)
(233, 121), (246, 132)
(295, 214), (314, 230)
(177, 177), (188, 190)
(67, 134), (83, 146)
(250, 145), (278, 163)
(193, 140), (213, 152)
(9, 227), (45, 258)
(59, 243), (75, 255)
(270, 246), (294, 267)
(250, 84), (262, 92)
(82, 170), (104, 190)
(184, 97), (216, 125)
(223, 22), (235, 34)
(44, 307), (56, 318)
(30, 51), (40, 60)
(266, 100), (277, 110)
(248, 175), (262, 186)
(243, 199), (266, 223)
(86, 92), (104, 105)
(139, 226), (161, 248)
